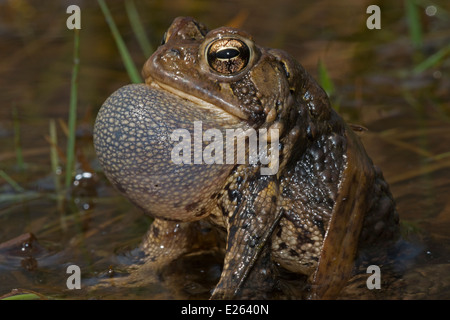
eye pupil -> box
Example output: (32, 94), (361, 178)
(216, 48), (240, 60)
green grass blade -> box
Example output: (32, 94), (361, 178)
(98, 0), (142, 83)
(0, 170), (25, 193)
(413, 44), (450, 74)
(65, 29), (80, 189)
(405, 0), (423, 49)
(0, 289), (50, 300)
(1, 293), (42, 300)
(12, 107), (25, 171)
(125, 0), (153, 57)
(318, 59), (335, 97)
(49, 119), (61, 192)
(49, 119), (64, 215)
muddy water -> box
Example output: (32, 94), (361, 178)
(0, 0), (449, 299)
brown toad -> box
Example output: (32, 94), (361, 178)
(93, 17), (400, 299)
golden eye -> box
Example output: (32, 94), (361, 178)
(206, 38), (250, 75)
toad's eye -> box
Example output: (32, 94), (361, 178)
(206, 38), (250, 75)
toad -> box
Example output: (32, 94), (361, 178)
(93, 17), (400, 299)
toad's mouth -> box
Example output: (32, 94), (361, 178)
(146, 77), (249, 122)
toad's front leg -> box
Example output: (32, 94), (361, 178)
(211, 174), (283, 299)
(140, 218), (201, 265)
